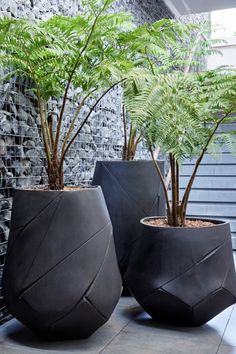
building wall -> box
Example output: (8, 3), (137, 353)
(179, 18), (236, 250)
(0, 0), (173, 324)
(207, 37), (236, 69)
(180, 122), (236, 250)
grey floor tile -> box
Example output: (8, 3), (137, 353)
(100, 301), (234, 354)
(218, 345), (236, 354)
(0, 343), (55, 354)
(121, 300), (233, 341)
(0, 297), (234, 354)
(0, 347), (38, 354)
(221, 304), (236, 347)
(0, 297), (133, 354)
(100, 324), (219, 354)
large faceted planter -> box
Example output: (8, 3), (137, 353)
(2, 186), (122, 339)
(92, 160), (165, 280)
(125, 217), (236, 326)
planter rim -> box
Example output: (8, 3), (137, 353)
(140, 216), (229, 229)
(13, 185), (101, 193)
(95, 159), (165, 163)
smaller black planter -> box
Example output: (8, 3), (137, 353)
(125, 217), (236, 326)
(92, 160), (165, 281)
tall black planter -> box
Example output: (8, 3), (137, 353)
(125, 217), (236, 326)
(2, 186), (122, 339)
(92, 160), (165, 280)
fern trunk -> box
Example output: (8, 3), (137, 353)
(122, 145), (135, 160)
(47, 158), (64, 190)
(168, 154), (182, 226)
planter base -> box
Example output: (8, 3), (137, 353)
(125, 217), (236, 326)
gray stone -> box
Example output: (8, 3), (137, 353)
(0, 139), (6, 156)
(11, 118), (19, 134)
(0, 199), (10, 211)
(11, 160), (22, 175)
(0, 115), (12, 134)
(0, 222), (10, 240)
(0, 158), (6, 170)
(23, 140), (36, 148)
(17, 108), (29, 122)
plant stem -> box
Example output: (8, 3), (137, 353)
(127, 124), (136, 160)
(150, 147), (172, 224)
(37, 93), (51, 167)
(145, 46), (155, 75)
(44, 100), (53, 152)
(61, 88), (98, 157)
(122, 104), (128, 160)
(18, 39), (52, 165)
(53, 0), (110, 162)
(48, 157), (64, 190)
(59, 79), (125, 170)
(153, 146), (160, 159)
(47, 112), (55, 148)
(184, 32), (201, 77)
(170, 153), (178, 226)
(180, 108), (235, 220)
(176, 159), (179, 205)
(130, 131), (143, 160)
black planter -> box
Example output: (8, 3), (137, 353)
(125, 217), (236, 326)
(92, 160), (165, 280)
(2, 186), (122, 339)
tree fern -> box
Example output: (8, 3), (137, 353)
(0, 0), (136, 189)
(124, 19), (236, 226)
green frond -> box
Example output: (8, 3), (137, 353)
(123, 17), (236, 163)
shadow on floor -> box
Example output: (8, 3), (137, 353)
(1, 319), (107, 352)
(122, 302), (230, 337)
(1, 299), (235, 353)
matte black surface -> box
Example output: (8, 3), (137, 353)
(92, 160), (165, 280)
(2, 186), (122, 339)
(125, 217), (236, 326)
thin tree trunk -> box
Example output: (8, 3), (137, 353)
(170, 154), (178, 226)
(175, 160), (183, 225)
(127, 125), (136, 160)
(122, 105), (128, 160)
(47, 157), (64, 190)
(59, 79), (125, 171)
(176, 160), (179, 206)
(53, 0), (110, 161)
(150, 147), (172, 225)
(180, 108), (235, 222)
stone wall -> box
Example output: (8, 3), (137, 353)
(112, 0), (173, 24)
(0, 0), (173, 22)
(0, 0), (173, 324)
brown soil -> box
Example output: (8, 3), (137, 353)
(63, 186), (83, 191)
(23, 185), (50, 191)
(21, 185), (87, 191)
(144, 218), (215, 228)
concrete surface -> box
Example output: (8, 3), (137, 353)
(0, 296), (236, 354)
(1, 253), (236, 354)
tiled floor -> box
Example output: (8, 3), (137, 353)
(1, 253), (236, 354)
(1, 298), (236, 354)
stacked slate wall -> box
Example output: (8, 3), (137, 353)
(0, 0), (173, 324)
